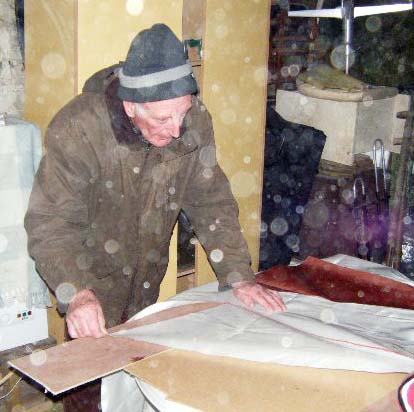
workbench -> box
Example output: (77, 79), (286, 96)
(101, 255), (414, 412)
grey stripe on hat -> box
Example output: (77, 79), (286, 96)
(119, 64), (193, 89)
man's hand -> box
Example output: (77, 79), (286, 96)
(232, 281), (286, 312)
(66, 288), (107, 338)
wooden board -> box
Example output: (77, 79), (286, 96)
(126, 349), (406, 412)
(109, 301), (222, 334)
(9, 302), (221, 395)
(11, 336), (167, 395)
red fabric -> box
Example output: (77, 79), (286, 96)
(256, 256), (414, 309)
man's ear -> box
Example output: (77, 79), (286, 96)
(122, 101), (136, 118)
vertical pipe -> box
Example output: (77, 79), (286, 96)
(342, 0), (354, 74)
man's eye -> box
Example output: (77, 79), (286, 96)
(157, 118), (168, 124)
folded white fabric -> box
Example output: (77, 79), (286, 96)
(323, 253), (414, 286)
(115, 287), (414, 374)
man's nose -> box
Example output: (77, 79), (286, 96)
(169, 117), (181, 138)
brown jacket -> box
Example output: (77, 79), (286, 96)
(25, 70), (255, 327)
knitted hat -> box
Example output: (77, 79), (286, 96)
(118, 23), (198, 103)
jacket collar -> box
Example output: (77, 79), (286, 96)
(104, 77), (198, 159)
(105, 78), (146, 147)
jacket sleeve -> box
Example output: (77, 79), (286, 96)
(181, 111), (256, 290)
(24, 113), (98, 312)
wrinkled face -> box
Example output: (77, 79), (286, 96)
(123, 95), (193, 147)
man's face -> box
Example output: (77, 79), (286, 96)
(126, 94), (193, 147)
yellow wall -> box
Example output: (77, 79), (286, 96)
(76, 0), (184, 93)
(24, 0), (76, 133)
(197, 0), (270, 283)
(25, 0), (185, 133)
(25, 0), (77, 342)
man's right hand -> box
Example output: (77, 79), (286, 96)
(66, 288), (107, 339)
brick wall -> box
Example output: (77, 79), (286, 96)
(0, 0), (24, 117)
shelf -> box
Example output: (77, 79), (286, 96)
(269, 3), (324, 90)
(273, 35), (310, 41)
(177, 266), (196, 278)
(189, 59), (202, 66)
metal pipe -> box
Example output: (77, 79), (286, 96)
(373, 138), (389, 212)
(353, 177), (371, 260)
(342, 0), (354, 74)
(353, 176), (365, 199)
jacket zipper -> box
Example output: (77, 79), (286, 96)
(120, 142), (151, 322)
(144, 141), (151, 157)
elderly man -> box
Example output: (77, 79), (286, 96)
(25, 23), (285, 411)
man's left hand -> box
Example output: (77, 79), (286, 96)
(232, 281), (286, 312)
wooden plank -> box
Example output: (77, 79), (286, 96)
(9, 302), (222, 395)
(182, 0), (204, 40)
(108, 301), (222, 334)
(386, 96), (414, 268)
(126, 349), (406, 412)
(10, 336), (168, 395)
